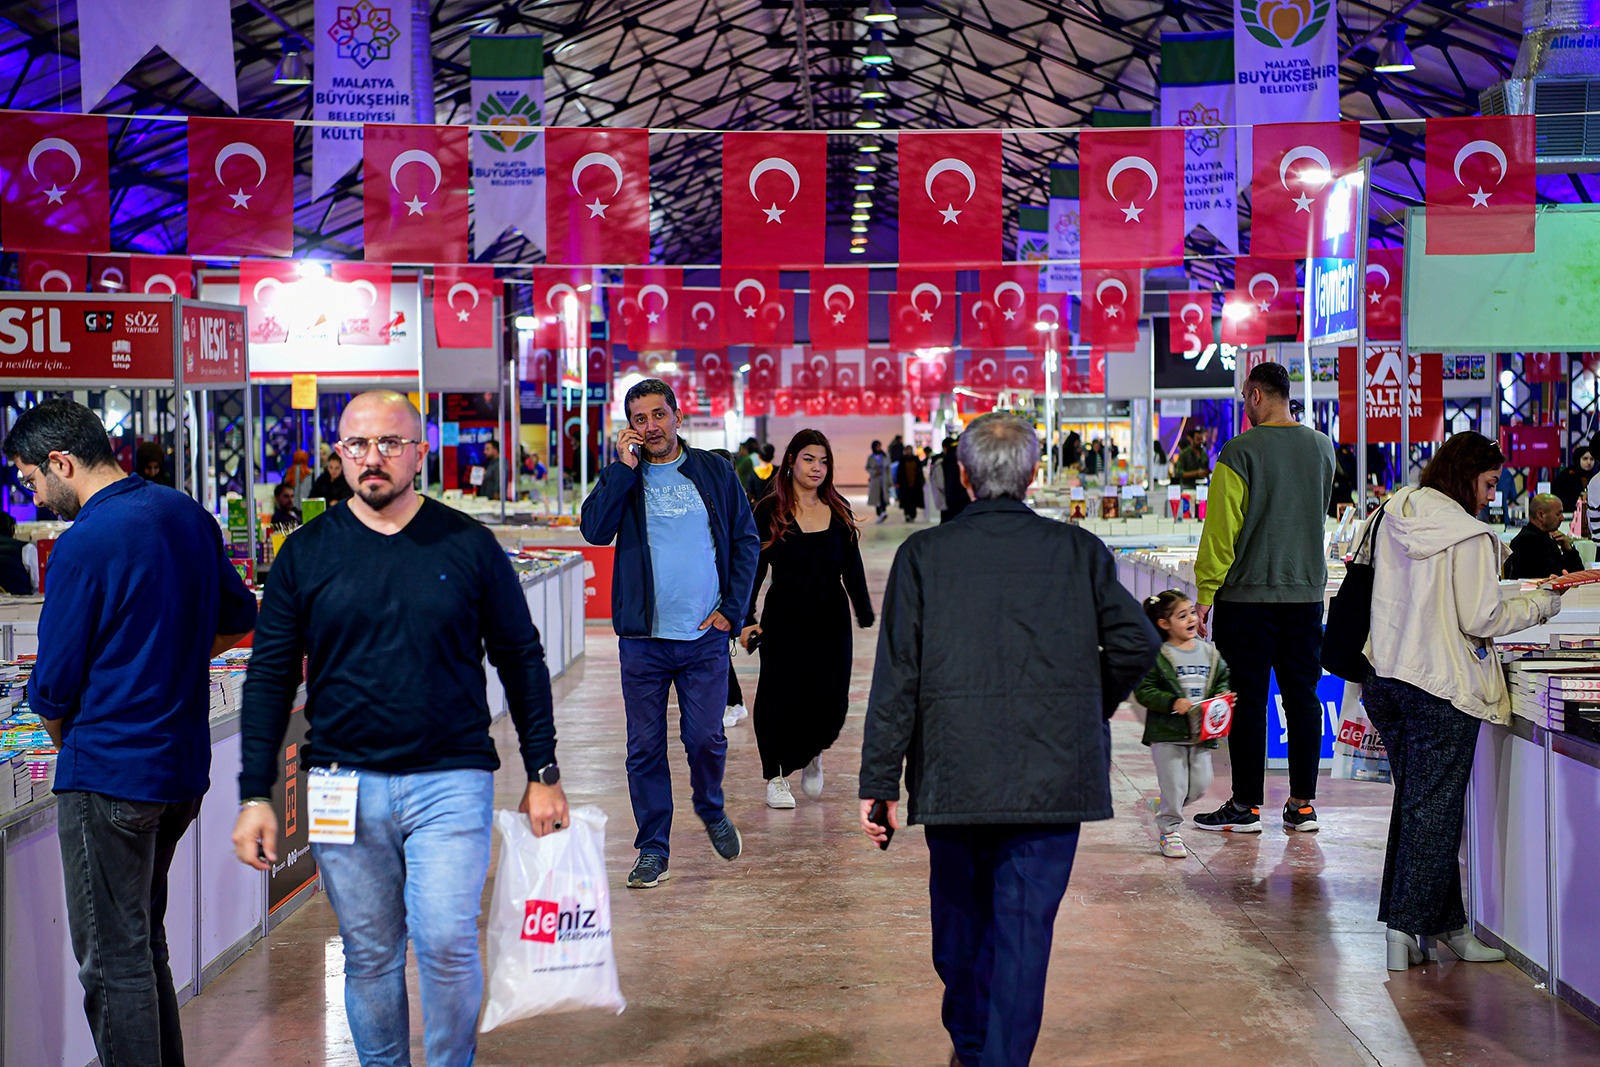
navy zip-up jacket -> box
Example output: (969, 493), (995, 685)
(580, 441), (761, 638)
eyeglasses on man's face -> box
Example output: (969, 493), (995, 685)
(336, 436), (421, 460)
(15, 450), (70, 495)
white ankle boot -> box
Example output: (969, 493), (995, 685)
(1440, 927), (1505, 963)
(1386, 927), (1425, 971)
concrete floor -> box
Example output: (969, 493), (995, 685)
(179, 523), (1600, 1066)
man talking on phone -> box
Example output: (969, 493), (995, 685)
(581, 379), (760, 889)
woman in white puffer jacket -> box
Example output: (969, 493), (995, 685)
(1363, 432), (1564, 972)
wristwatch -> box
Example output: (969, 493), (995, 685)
(534, 762), (561, 786)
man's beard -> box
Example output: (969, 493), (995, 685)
(41, 480), (79, 520)
(355, 469), (403, 510)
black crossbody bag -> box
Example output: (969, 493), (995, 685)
(1320, 502), (1389, 683)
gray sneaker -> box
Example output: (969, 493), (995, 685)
(627, 853), (669, 888)
(706, 816), (743, 861)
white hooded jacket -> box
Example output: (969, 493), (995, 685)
(1363, 485), (1560, 723)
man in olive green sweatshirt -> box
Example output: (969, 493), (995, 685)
(1193, 362), (1335, 835)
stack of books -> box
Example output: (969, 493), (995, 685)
(1506, 659), (1600, 731)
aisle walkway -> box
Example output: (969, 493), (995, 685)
(179, 524), (1600, 1066)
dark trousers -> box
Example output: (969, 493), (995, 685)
(57, 790), (202, 1067)
(1212, 600), (1325, 806)
(926, 824), (1081, 1067)
(619, 629), (729, 858)
(1362, 675), (1480, 936)
(727, 657), (744, 707)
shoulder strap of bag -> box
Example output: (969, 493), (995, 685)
(1352, 498), (1391, 565)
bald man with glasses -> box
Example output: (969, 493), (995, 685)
(234, 390), (567, 1067)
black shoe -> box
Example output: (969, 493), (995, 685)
(1193, 798), (1262, 833)
(627, 853), (670, 888)
(706, 816), (743, 860)
(1283, 800), (1320, 832)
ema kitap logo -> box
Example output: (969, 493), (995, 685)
(1240, 0), (1332, 48)
(477, 90), (540, 153)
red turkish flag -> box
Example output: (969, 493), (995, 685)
(331, 262), (392, 346)
(529, 266), (593, 350)
(891, 270), (957, 349)
(521, 342), (554, 387)
(773, 389), (797, 417)
(1220, 290), (1267, 347)
(964, 350), (1005, 390)
(860, 386), (902, 416)
(239, 260), (300, 344)
(434, 265), (498, 348)
(131, 255), (194, 298)
(809, 268), (870, 350)
(695, 349), (735, 399)
(1081, 268), (1141, 350)
(744, 388), (771, 417)
(19, 253), (86, 292)
(721, 270), (793, 345)
(1250, 122), (1362, 260)
(619, 267), (683, 350)
(723, 133), (827, 268)
(1080, 128), (1185, 269)
(866, 349), (901, 393)
(1425, 115), (1536, 255)
(545, 128), (651, 265)
(748, 348), (783, 392)
(791, 349), (834, 392)
(1236, 257), (1297, 338)
(1166, 292), (1215, 355)
(1026, 291), (1068, 351)
(1523, 352), (1564, 383)
(187, 117), (295, 257)
(0, 113), (109, 252)
(958, 392), (998, 416)
(979, 266), (1041, 348)
(89, 255), (127, 292)
(1365, 246), (1404, 342)
(1090, 349), (1106, 393)
(683, 290), (722, 345)
(829, 385), (861, 417)
(907, 351), (954, 395)
(831, 356), (864, 395)
(363, 124), (469, 264)
(1006, 353), (1046, 392)
(898, 133), (1004, 267)
(587, 345), (612, 392)
(1339, 348), (1444, 443)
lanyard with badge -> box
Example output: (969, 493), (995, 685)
(307, 765), (359, 844)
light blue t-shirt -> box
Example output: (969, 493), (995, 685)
(641, 452), (721, 640)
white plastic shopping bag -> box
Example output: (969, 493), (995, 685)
(1330, 681), (1392, 783)
(480, 805), (626, 1032)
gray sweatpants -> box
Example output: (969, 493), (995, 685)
(1151, 741), (1214, 835)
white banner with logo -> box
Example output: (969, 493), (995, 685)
(1045, 165), (1081, 295)
(1160, 32), (1239, 251)
(471, 35), (547, 258)
(312, 0), (416, 199)
(1233, 0), (1341, 193)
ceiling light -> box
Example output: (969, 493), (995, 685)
(576, 283), (593, 292)
(865, 0), (898, 22)
(862, 30), (891, 66)
(514, 315), (535, 330)
(858, 139), (883, 153)
(853, 181), (875, 191)
(1373, 24), (1416, 73)
(853, 196), (872, 208)
(854, 106), (883, 129)
(273, 37), (311, 86)
(851, 223), (869, 233)
(854, 161), (879, 173)
(860, 71), (888, 100)
(850, 246), (867, 254)
(297, 260), (327, 278)
(851, 213), (871, 222)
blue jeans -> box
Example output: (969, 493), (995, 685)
(312, 768), (494, 1067)
(619, 628), (729, 857)
(926, 824), (1081, 1067)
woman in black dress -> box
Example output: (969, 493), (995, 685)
(740, 430), (875, 809)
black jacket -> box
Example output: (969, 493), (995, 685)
(858, 498), (1160, 825)
(1504, 524), (1582, 581)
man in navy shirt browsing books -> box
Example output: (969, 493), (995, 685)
(5, 398), (258, 1067)
(581, 379), (760, 889)
(232, 391), (566, 1067)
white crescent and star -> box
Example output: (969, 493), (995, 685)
(215, 142), (268, 209)
(823, 284), (856, 324)
(638, 283), (669, 324)
(1179, 301), (1205, 326)
(544, 282), (578, 312)
(350, 279), (379, 309)
(1279, 145), (1332, 213)
(37, 269), (74, 292)
(692, 301), (717, 331)
(1095, 277), (1129, 316)
(98, 266), (125, 289)
(1247, 272), (1280, 312)
(252, 277), (282, 303)
(1105, 156), (1159, 223)
(1037, 302), (1061, 323)
(28, 137), (83, 204)
(143, 274), (179, 295)
(749, 157), (801, 223)
(572, 151), (625, 218)
(925, 157), (977, 225)
(446, 281), (481, 325)
(389, 149), (443, 216)
(1453, 139), (1508, 207)
(1367, 263), (1391, 304)
(734, 278), (766, 317)
(993, 280), (1025, 321)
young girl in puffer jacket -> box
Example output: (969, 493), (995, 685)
(1135, 590), (1232, 859)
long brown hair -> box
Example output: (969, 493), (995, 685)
(1418, 431), (1504, 513)
(762, 429), (859, 547)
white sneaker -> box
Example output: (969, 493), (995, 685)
(801, 756), (824, 798)
(766, 776), (796, 809)
(1159, 833), (1188, 858)
(723, 704), (747, 728)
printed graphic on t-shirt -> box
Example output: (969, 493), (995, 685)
(1175, 663), (1209, 702)
(646, 483), (706, 520)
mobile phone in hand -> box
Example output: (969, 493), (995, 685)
(869, 799), (893, 850)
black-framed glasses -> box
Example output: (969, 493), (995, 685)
(337, 436), (420, 460)
(15, 450), (68, 495)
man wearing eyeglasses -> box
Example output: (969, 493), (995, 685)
(4, 398), (257, 1067)
(233, 390), (566, 1067)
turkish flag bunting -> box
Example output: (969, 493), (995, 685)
(791, 349), (834, 392)
(721, 270), (794, 345)
(1006, 353), (1047, 392)
(829, 385), (862, 417)
(958, 392), (998, 415)
(19, 253), (86, 292)
(1080, 268), (1141, 350)
(859, 386), (902, 416)
(897, 132), (1004, 267)
(89, 255), (127, 292)
(331, 262), (392, 346)
(1090, 349), (1106, 393)
(239, 259), (301, 344)
(907, 351), (954, 395)
(434, 265), (498, 349)
(964, 350), (1006, 390)
(744, 389), (771, 417)
(1338, 348), (1444, 443)
(521, 341), (554, 387)
(529, 266), (593, 351)
(131, 255), (194, 298)
(546, 128), (651, 265)
(1523, 352), (1564, 383)
(587, 345), (612, 392)
(694, 349), (735, 398)
(1250, 121), (1362, 260)
(773, 389), (797, 417)
(723, 133), (827, 268)
(1235, 257), (1298, 338)
(1424, 115), (1536, 255)
(1079, 127), (1185, 269)
(1027, 292), (1069, 351)
(808, 268), (870, 350)
(866, 349), (902, 393)
(187, 117), (295, 257)
(683, 290), (723, 345)
(831, 355), (865, 395)
(620, 267), (683, 351)
(891, 270), (958, 350)
(363, 124), (469, 264)
(0, 113), (110, 252)
(966, 267), (1039, 348)
(1220, 290), (1267, 347)
(1365, 246), (1404, 342)
(747, 348), (783, 392)
(1166, 292), (1215, 355)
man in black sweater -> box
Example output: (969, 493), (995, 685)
(233, 391), (566, 1065)
(1506, 492), (1584, 580)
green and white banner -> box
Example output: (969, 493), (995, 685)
(1018, 205), (1049, 289)
(1045, 165), (1080, 295)
(1233, 0), (1340, 190)
(470, 35), (546, 258)
(1160, 31), (1238, 252)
